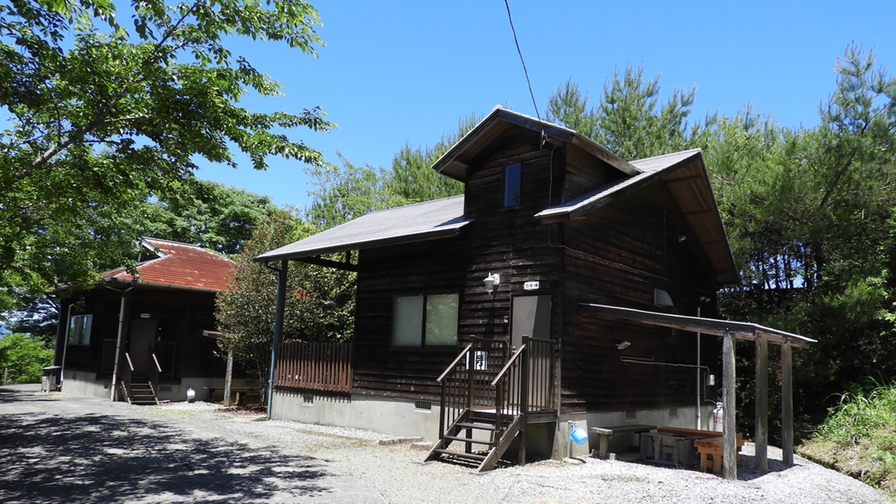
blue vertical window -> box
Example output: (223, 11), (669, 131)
(504, 162), (521, 207)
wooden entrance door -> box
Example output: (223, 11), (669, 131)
(128, 319), (157, 375)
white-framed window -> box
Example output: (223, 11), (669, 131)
(504, 162), (521, 207)
(68, 314), (93, 346)
(392, 293), (459, 348)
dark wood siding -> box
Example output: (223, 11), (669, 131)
(56, 286), (229, 381)
(352, 131), (566, 402)
(559, 181), (720, 413)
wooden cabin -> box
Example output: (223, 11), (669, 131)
(257, 106), (782, 469)
(53, 237), (248, 404)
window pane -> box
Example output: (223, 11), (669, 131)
(392, 296), (423, 347)
(504, 163), (521, 207)
(68, 315), (93, 346)
(425, 294), (458, 346)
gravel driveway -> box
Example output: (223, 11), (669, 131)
(0, 384), (889, 503)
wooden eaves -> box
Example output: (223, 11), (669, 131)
(577, 303), (816, 348)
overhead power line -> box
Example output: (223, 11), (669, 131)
(503, 0), (540, 121)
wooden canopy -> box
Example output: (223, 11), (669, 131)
(579, 303), (815, 479)
(578, 303), (815, 348)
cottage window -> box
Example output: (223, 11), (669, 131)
(68, 314), (93, 346)
(504, 162), (521, 207)
(392, 294), (459, 347)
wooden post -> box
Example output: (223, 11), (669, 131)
(722, 330), (737, 480)
(223, 347), (233, 407)
(755, 335), (768, 472)
(781, 343), (794, 465)
(266, 260), (288, 419)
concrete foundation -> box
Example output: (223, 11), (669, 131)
(60, 370), (255, 404)
(271, 389), (715, 462)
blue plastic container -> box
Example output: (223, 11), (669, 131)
(570, 426), (588, 445)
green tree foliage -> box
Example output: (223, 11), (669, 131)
(547, 66), (714, 160)
(387, 113), (479, 203)
(0, 0), (333, 312)
(136, 180), (280, 256)
(303, 154), (402, 229)
(215, 209), (354, 402)
(0, 333), (54, 384)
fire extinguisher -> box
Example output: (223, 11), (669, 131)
(713, 402), (724, 432)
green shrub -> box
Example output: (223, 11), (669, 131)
(0, 333), (54, 384)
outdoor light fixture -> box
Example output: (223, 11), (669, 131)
(186, 387), (196, 402)
(484, 273), (500, 294)
(616, 341), (631, 350)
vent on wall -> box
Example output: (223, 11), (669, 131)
(302, 394), (314, 405)
(415, 401), (432, 411)
(625, 410), (637, 421)
(669, 407), (678, 418)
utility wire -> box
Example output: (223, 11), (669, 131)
(503, 0), (540, 121)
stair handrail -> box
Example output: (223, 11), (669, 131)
(436, 342), (474, 383)
(147, 344), (162, 403)
(120, 352), (134, 403)
(490, 342), (528, 446)
(436, 342), (474, 439)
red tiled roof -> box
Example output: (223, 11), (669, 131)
(102, 238), (234, 292)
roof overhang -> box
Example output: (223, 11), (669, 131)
(255, 196), (470, 264)
(536, 149), (739, 284)
(578, 303), (815, 348)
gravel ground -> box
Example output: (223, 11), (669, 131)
(1, 385), (891, 503)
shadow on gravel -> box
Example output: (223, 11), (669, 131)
(0, 390), (334, 503)
(736, 452), (798, 481)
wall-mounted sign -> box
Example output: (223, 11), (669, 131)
(523, 281), (540, 291)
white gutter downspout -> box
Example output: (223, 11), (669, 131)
(108, 283), (135, 402)
(59, 303), (74, 387)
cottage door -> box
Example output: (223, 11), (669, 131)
(510, 295), (551, 351)
(128, 319), (157, 376)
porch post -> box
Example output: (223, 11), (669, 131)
(781, 342), (794, 465)
(109, 287), (132, 401)
(722, 330), (737, 480)
(266, 260), (289, 419)
(755, 335), (769, 471)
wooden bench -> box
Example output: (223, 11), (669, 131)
(693, 435), (745, 474)
(589, 424), (657, 459)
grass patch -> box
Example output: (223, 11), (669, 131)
(798, 380), (896, 500)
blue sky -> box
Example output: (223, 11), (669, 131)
(196, 0), (896, 210)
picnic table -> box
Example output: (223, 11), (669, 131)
(652, 427), (744, 473)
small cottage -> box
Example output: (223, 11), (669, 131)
(257, 107), (813, 473)
(54, 237), (248, 404)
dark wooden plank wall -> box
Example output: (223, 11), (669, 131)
(559, 182), (720, 414)
(352, 130), (566, 402)
(562, 143), (625, 202)
(59, 288), (227, 380)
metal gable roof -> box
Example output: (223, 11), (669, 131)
(255, 195), (470, 263)
(432, 106), (639, 181)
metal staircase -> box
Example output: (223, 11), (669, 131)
(425, 337), (557, 472)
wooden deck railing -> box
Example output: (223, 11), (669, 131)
(274, 340), (353, 393)
(437, 337), (557, 442)
(492, 337), (557, 440)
